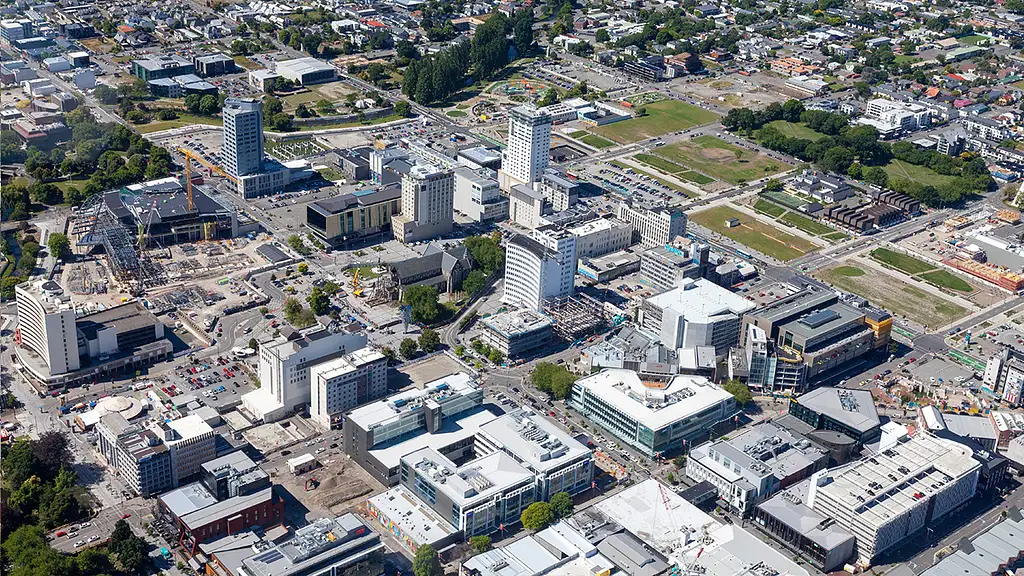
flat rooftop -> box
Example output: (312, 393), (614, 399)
(794, 387), (880, 433)
(757, 480), (856, 552)
(76, 301), (160, 340)
(778, 302), (864, 341)
(309, 187), (401, 215)
(347, 372), (477, 430)
(567, 217), (627, 237)
(477, 409), (591, 474)
(240, 514), (384, 576)
(574, 369), (735, 431)
(690, 421), (828, 483)
(180, 487), (275, 529)
(161, 482), (219, 519)
(482, 309), (552, 337)
(367, 486), (457, 547)
(310, 349), (385, 382)
(368, 407), (497, 470)
(402, 447), (534, 507)
(645, 278), (754, 322)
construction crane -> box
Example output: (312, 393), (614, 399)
(177, 147), (238, 211)
(352, 268), (363, 297)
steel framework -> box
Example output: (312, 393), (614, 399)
(74, 193), (166, 294)
(543, 293), (607, 341)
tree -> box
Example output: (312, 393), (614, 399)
(46, 233), (70, 260)
(263, 97), (283, 116)
(531, 362), (576, 400)
(722, 379), (753, 406)
(763, 179), (784, 192)
(537, 88), (558, 107)
(673, 455), (687, 469)
(463, 270), (486, 296)
(550, 491), (573, 519)
(488, 348), (504, 365)
(854, 81), (872, 100)
(413, 544), (444, 576)
(307, 286), (330, 316)
(402, 285), (439, 324)
(394, 100), (412, 117)
(198, 94), (220, 115)
(419, 328), (440, 353)
(521, 501), (555, 531)
(94, 84), (118, 104)
(297, 262), (309, 274)
(470, 535), (492, 554)
(400, 338), (419, 359)
(595, 28), (610, 44)
(30, 183), (61, 205)
(295, 103), (312, 118)
(248, 338), (259, 350)
(381, 346), (396, 362)
(513, 8), (534, 55)
(32, 431), (70, 480)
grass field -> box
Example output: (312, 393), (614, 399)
(233, 55), (260, 70)
(135, 114), (223, 133)
(659, 136), (790, 184)
(871, 248), (936, 275)
(823, 232), (848, 241)
(633, 153), (688, 174)
(316, 167), (343, 181)
(446, 110), (467, 117)
(282, 91), (322, 108)
(816, 265), (968, 328)
(894, 55), (921, 64)
(920, 270), (973, 292)
(690, 205), (816, 261)
(780, 211), (834, 235)
(762, 120), (824, 141)
(577, 133), (616, 149)
(832, 266), (865, 277)
(679, 171), (714, 185)
(295, 113), (403, 131)
(957, 34), (993, 45)
(594, 100), (718, 143)
(754, 199), (786, 217)
(884, 160), (957, 187)
(610, 161), (696, 197)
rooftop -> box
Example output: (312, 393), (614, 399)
(919, 508), (1024, 576)
(310, 349), (386, 382)
(574, 369), (735, 431)
(308, 186), (401, 215)
(161, 482), (220, 519)
(76, 301), (161, 340)
(478, 409), (591, 474)
(778, 302), (864, 341)
(368, 408), (498, 470)
(240, 514), (384, 576)
(276, 57), (335, 76)
(567, 217), (628, 237)
(645, 278), (754, 322)
(367, 486), (457, 547)
(180, 487), (276, 529)
(200, 451), (267, 487)
(347, 371), (478, 430)
(794, 387), (880, 433)
(757, 480), (856, 551)
(401, 447), (534, 506)
(482, 309), (553, 337)
(690, 421), (829, 483)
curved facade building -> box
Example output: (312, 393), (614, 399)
(15, 281), (79, 375)
(502, 226), (576, 312)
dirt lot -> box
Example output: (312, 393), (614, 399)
(395, 353), (469, 388)
(668, 71), (793, 110)
(277, 456), (376, 518)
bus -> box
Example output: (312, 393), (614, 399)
(736, 250), (753, 259)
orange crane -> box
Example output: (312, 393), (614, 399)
(177, 147), (238, 211)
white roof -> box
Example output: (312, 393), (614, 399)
(367, 486), (457, 547)
(241, 388), (285, 415)
(287, 453), (317, 467)
(163, 414), (213, 443)
(575, 369), (735, 431)
(368, 408), (497, 470)
(347, 372), (476, 429)
(276, 56), (334, 76)
(477, 409), (590, 474)
(401, 447), (534, 507)
(645, 278), (754, 323)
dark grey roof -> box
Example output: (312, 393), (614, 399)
(309, 186), (401, 215)
(509, 234), (548, 260)
(77, 302), (160, 340)
(256, 244), (289, 264)
(390, 245), (470, 284)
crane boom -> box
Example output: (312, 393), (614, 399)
(177, 147), (239, 212)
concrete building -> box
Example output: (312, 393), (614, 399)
(858, 98), (931, 138)
(499, 105), (552, 192)
(193, 53), (235, 77)
(96, 413), (173, 496)
(275, 57), (337, 85)
(734, 324), (807, 394)
(15, 280), (80, 375)
(453, 166), (508, 222)
(132, 55), (194, 81)
(480, 309), (553, 358)
(392, 165), (454, 244)
(199, 452), (270, 501)
(503, 226), (577, 312)
(570, 369), (739, 456)
(509, 184), (547, 229)
(476, 409), (594, 500)
(685, 421), (829, 514)
(808, 433), (981, 563)
(754, 482), (857, 572)
(309, 348), (388, 430)
(222, 98), (264, 179)
(156, 415), (217, 486)
(567, 218), (633, 260)
(401, 447), (537, 537)
(982, 346), (1024, 407)
(160, 483), (285, 549)
(343, 372), (494, 485)
(242, 327), (368, 423)
(640, 243), (709, 292)
(639, 278), (754, 353)
(0, 19), (32, 46)
(366, 486), (461, 553)
(616, 203), (688, 248)
(916, 507), (1024, 576)
(305, 186), (402, 247)
(538, 168), (579, 213)
(788, 387), (881, 445)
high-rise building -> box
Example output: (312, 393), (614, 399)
(15, 281), (80, 375)
(222, 98), (264, 178)
(309, 348), (388, 430)
(498, 105), (552, 192)
(639, 278), (754, 353)
(391, 164), (454, 244)
(503, 225), (576, 312)
(617, 202), (688, 248)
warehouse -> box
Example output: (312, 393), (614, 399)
(275, 57), (337, 85)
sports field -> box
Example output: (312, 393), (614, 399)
(883, 160), (957, 187)
(690, 205), (816, 261)
(762, 120), (825, 141)
(871, 248), (974, 292)
(815, 265), (969, 329)
(659, 136), (790, 184)
(594, 100), (718, 143)
(571, 131), (616, 149)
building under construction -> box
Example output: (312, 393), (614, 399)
(72, 177), (239, 293)
(543, 292), (607, 342)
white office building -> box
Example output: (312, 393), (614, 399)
(222, 98), (264, 178)
(640, 278), (755, 353)
(242, 327), (368, 423)
(503, 226), (577, 312)
(309, 348), (388, 430)
(15, 281), (80, 375)
(570, 369), (739, 456)
(476, 409), (594, 500)
(153, 415), (216, 486)
(453, 166), (508, 222)
(808, 432), (981, 563)
(567, 218), (634, 260)
(498, 105), (552, 192)
(616, 203), (688, 248)
(858, 98), (931, 137)
(392, 164), (454, 244)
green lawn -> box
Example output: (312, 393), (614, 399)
(832, 266), (865, 277)
(316, 167), (343, 181)
(779, 211), (834, 235)
(871, 247), (937, 275)
(659, 136), (790, 184)
(282, 91), (321, 108)
(920, 270), (974, 292)
(135, 114), (223, 133)
(446, 110), (467, 117)
(957, 34), (993, 45)
(690, 205), (816, 261)
(611, 161), (696, 197)
(55, 176), (89, 193)
(816, 265), (968, 329)
(762, 120), (825, 141)
(823, 232), (848, 241)
(594, 99), (718, 143)
(679, 171), (714, 185)
(883, 160), (957, 187)
(295, 113), (403, 131)
(633, 153), (688, 174)
(754, 199), (786, 217)
(894, 54), (921, 64)
(577, 133), (616, 149)
(233, 55), (260, 70)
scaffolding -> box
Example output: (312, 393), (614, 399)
(367, 266), (398, 306)
(74, 193), (166, 295)
(543, 293), (607, 341)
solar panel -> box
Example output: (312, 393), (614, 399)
(252, 550), (283, 564)
(799, 309), (839, 328)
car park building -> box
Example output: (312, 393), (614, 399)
(305, 187), (402, 248)
(570, 369), (739, 456)
(480, 309), (553, 358)
(308, 348), (388, 430)
(640, 278), (754, 354)
(391, 164), (455, 244)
